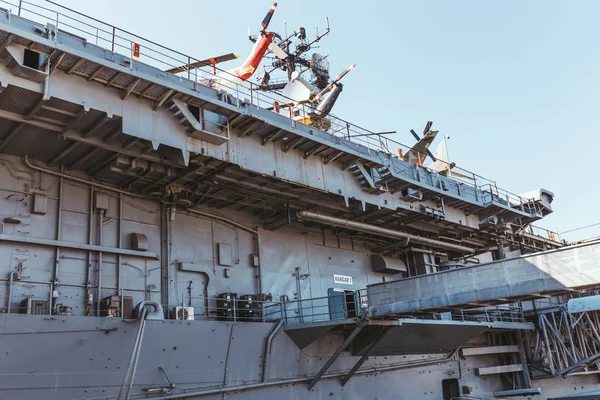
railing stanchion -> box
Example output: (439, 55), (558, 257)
(233, 297), (237, 322)
(187, 56), (190, 80)
(18, 0), (21, 16)
(111, 26), (115, 53)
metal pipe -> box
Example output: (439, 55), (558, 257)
(53, 168), (64, 311)
(296, 210), (474, 253)
(144, 348), (459, 399)
(309, 324), (364, 390)
(86, 187), (94, 316)
(24, 155), (144, 198)
(97, 211), (103, 317)
(261, 319), (284, 383)
(118, 193), (123, 316)
(6, 271), (21, 314)
(0, 233), (158, 259)
(186, 208), (257, 234)
(118, 307), (148, 400)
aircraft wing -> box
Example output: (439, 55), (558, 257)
(404, 130), (439, 164)
(165, 53), (239, 74)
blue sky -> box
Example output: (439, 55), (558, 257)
(32, 0), (600, 241)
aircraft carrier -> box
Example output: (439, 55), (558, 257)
(0, 2), (599, 400)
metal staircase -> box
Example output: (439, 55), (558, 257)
(348, 161), (387, 194)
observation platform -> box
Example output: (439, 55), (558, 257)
(268, 293), (533, 389)
(0, 1), (557, 256)
(367, 240), (600, 317)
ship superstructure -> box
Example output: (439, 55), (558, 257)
(0, 2), (598, 400)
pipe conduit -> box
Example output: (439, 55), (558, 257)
(296, 210), (475, 253)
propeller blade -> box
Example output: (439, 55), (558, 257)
(261, 3), (278, 31)
(410, 129), (421, 141)
(311, 64), (355, 102)
(165, 53), (239, 74)
(333, 63), (356, 84)
(268, 42), (288, 59)
(423, 121), (433, 135)
(426, 149), (437, 162)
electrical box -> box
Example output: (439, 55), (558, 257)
(32, 193), (47, 215)
(217, 243), (232, 266)
(130, 233), (149, 251)
(250, 254), (260, 267)
(94, 192), (109, 211)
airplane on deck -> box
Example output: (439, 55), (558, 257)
(397, 121), (439, 165)
(398, 122), (473, 180)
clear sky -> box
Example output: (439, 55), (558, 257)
(26, 0), (600, 241)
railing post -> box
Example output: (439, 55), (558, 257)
(250, 82), (253, 105)
(187, 56), (190, 80)
(232, 297), (237, 322)
(18, 0), (21, 16)
(111, 26), (115, 53)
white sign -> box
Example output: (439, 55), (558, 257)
(333, 274), (353, 285)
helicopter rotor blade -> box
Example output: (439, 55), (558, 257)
(426, 149), (437, 162)
(423, 121), (433, 135)
(261, 3), (278, 31)
(410, 129), (421, 142)
(311, 64), (355, 102)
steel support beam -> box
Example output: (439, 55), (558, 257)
(122, 78), (141, 100)
(0, 33), (14, 53)
(153, 89), (175, 111)
(49, 52), (66, 75)
(67, 58), (85, 75)
(261, 129), (285, 145)
(0, 233), (158, 259)
(283, 136), (306, 152)
(62, 131), (183, 168)
(138, 83), (155, 97)
(84, 115), (111, 138)
(308, 324), (364, 390)
(324, 150), (345, 165)
(88, 64), (104, 81)
(0, 123), (24, 152)
(341, 327), (392, 386)
(50, 142), (80, 164)
(106, 71), (121, 87)
(304, 144), (328, 159)
(86, 138), (140, 176)
(238, 121), (261, 137)
(26, 98), (47, 120)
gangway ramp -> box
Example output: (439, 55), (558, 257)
(368, 240), (600, 317)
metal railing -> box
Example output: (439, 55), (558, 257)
(181, 294), (273, 322)
(263, 289), (522, 326)
(0, 0), (539, 215)
(451, 304), (525, 323)
(265, 290), (368, 325)
(526, 225), (562, 243)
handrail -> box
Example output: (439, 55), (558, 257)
(1, 0), (540, 213)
